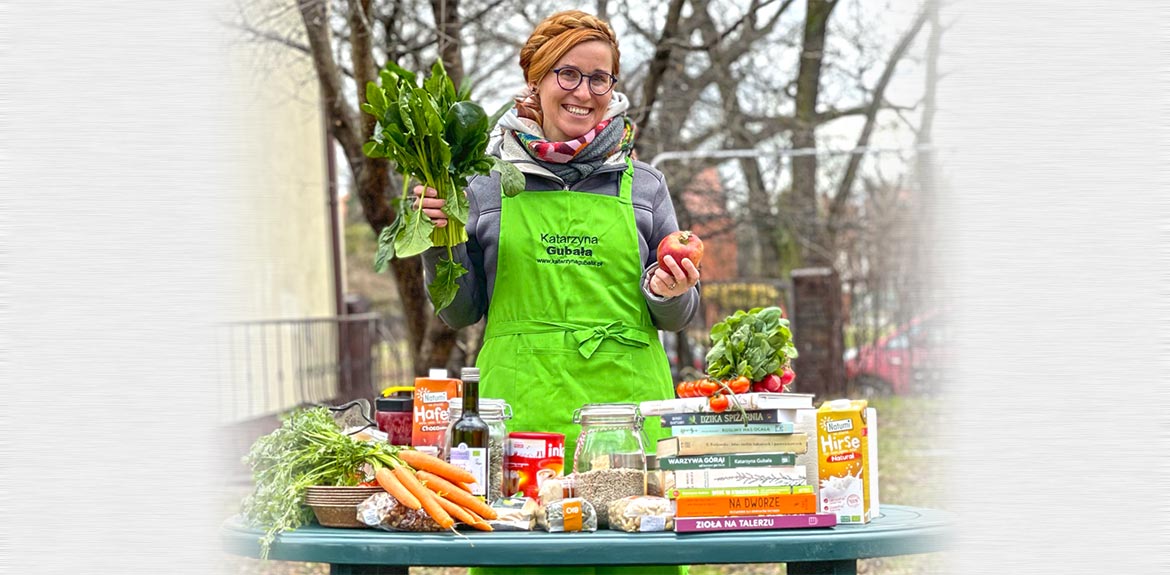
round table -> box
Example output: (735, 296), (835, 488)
(223, 504), (953, 575)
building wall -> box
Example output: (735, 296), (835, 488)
(681, 168), (738, 283)
(221, 9), (338, 419)
(227, 35), (335, 322)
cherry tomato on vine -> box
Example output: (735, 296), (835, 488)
(697, 379), (720, 397)
(708, 392), (730, 413)
(729, 376), (751, 394)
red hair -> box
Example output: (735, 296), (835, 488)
(514, 10), (620, 125)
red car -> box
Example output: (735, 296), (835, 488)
(844, 314), (947, 396)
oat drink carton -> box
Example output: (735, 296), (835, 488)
(816, 399), (874, 524)
(411, 368), (462, 449)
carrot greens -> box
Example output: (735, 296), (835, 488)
(241, 407), (400, 559)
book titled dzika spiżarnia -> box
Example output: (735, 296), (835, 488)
(659, 409), (796, 427)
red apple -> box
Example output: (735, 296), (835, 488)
(657, 230), (704, 270)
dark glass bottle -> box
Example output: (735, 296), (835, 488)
(448, 367), (490, 500)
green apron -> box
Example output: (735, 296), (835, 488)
(474, 159), (683, 575)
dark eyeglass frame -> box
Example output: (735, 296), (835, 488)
(550, 67), (618, 96)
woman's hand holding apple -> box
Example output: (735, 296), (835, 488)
(650, 230), (703, 298)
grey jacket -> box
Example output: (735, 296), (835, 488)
(422, 135), (700, 332)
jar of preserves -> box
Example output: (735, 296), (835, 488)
(374, 386), (414, 446)
(570, 403), (648, 527)
(445, 396), (511, 503)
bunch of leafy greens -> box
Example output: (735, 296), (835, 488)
(361, 60), (525, 313)
(705, 306), (799, 381)
(241, 407), (400, 559)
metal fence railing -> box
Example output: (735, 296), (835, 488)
(215, 313), (413, 423)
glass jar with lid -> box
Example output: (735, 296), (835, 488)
(374, 386), (415, 446)
(444, 397), (511, 502)
(570, 403), (648, 527)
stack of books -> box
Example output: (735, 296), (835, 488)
(643, 393), (836, 533)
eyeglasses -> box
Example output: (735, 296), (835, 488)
(551, 67), (618, 96)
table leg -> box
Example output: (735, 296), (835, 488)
(329, 565), (408, 575)
(787, 559), (858, 575)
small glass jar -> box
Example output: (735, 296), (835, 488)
(374, 387), (414, 446)
(645, 455), (664, 497)
(444, 398), (511, 502)
(570, 403), (648, 527)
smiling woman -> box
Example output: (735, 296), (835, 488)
(533, 41), (616, 142)
(417, 13), (702, 571)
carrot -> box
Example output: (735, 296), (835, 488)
(375, 466), (420, 510)
(456, 481), (474, 493)
(416, 485), (456, 530)
(416, 470), (498, 520)
(398, 449), (477, 484)
(392, 464), (455, 529)
(435, 495), (493, 531)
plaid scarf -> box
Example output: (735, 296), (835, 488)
(513, 116), (637, 184)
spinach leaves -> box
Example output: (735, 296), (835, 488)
(362, 60), (523, 313)
(705, 306), (800, 381)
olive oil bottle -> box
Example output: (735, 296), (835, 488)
(448, 367), (490, 500)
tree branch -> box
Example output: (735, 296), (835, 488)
(430, 0), (465, 87)
(348, 0), (379, 146)
(297, 0), (362, 158)
(828, 5), (930, 230)
(630, 0), (686, 130)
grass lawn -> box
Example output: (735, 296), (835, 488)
(222, 395), (951, 575)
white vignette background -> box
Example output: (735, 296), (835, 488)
(2, 1), (1168, 574)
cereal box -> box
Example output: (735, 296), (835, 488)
(816, 399), (875, 524)
(411, 369), (462, 449)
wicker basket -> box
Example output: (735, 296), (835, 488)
(309, 503), (367, 528)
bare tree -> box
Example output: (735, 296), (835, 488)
(619, 0), (928, 277)
(289, 0), (524, 374)
(826, 5), (929, 245)
(233, 0), (940, 380)
(913, 0), (943, 304)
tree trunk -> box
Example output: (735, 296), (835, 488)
(431, 0), (465, 89)
(790, 0), (837, 267)
(300, 0), (464, 375)
(631, 0), (686, 133)
(914, 0), (942, 306)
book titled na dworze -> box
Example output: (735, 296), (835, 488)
(673, 492), (817, 517)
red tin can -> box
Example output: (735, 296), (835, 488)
(506, 431), (565, 499)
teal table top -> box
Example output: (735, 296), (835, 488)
(222, 505), (953, 567)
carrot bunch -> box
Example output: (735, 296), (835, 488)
(375, 449), (497, 532)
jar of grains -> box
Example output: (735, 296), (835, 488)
(570, 403), (648, 527)
(444, 398), (511, 502)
